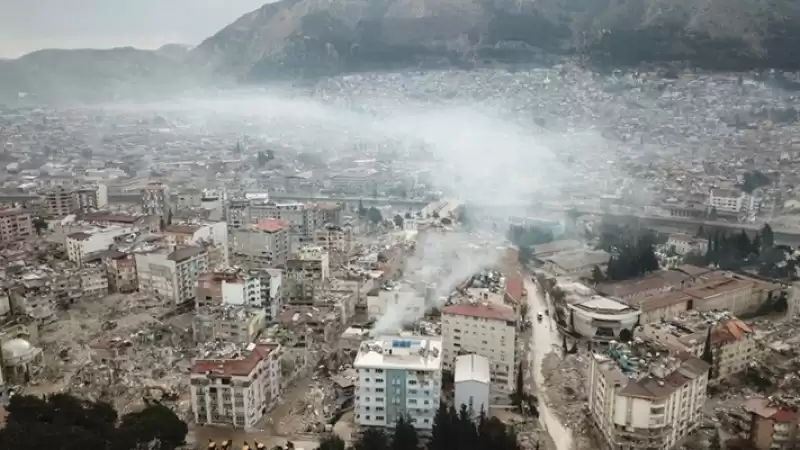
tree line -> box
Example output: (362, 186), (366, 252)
(595, 226), (660, 282)
(0, 393), (187, 450)
(507, 225), (555, 264)
(307, 403), (525, 450)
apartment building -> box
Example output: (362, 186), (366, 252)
(666, 233), (709, 256)
(41, 186), (74, 218)
(744, 397), (800, 450)
(190, 343), (282, 429)
(284, 246), (330, 305)
(0, 209), (33, 243)
(354, 336), (442, 431)
(103, 251), (138, 293)
(441, 302), (517, 394)
(314, 224), (353, 266)
(588, 342), (710, 450)
(79, 267), (109, 300)
(642, 312), (755, 381)
(163, 222), (229, 268)
(65, 226), (134, 266)
(193, 306), (267, 344)
(41, 185), (108, 217)
(72, 184), (108, 213)
(79, 212), (161, 233)
(196, 269), (262, 310)
(135, 246), (208, 305)
(231, 219), (290, 269)
(708, 188), (760, 214)
(141, 181), (170, 218)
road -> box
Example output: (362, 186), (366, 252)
(524, 277), (573, 450)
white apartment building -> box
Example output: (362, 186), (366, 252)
(441, 302), (517, 394)
(354, 336), (443, 431)
(588, 343), (710, 450)
(231, 219), (290, 269)
(197, 269), (262, 310)
(135, 246), (208, 305)
(72, 184), (108, 213)
(454, 354), (490, 418)
(79, 268), (109, 299)
(190, 343), (282, 429)
(66, 226), (134, 266)
(708, 189), (760, 214)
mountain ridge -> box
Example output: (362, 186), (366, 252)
(2, 0), (800, 102)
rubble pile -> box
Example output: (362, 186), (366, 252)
(274, 379), (337, 435)
(541, 351), (588, 431)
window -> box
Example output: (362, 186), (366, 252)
(376, 416), (385, 421)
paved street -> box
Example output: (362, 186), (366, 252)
(524, 277), (573, 450)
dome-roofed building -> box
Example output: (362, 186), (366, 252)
(1, 337), (42, 384)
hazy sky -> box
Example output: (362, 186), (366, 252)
(0, 0), (270, 58)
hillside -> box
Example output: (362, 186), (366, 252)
(0, 47), (210, 104)
(190, 0), (800, 78)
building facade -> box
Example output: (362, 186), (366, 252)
(588, 344), (710, 450)
(231, 219), (291, 269)
(190, 343), (282, 429)
(135, 246), (208, 305)
(141, 181), (170, 218)
(454, 354), (490, 418)
(0, 209), (34, 243)
(354, 336), (443, 431)
(441, 302), (517, 395)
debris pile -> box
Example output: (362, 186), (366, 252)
(541, 351), (588, 431)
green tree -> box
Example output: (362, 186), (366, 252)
(114, 402), (188, 450)
(367, 207), (383, 224)
(32, 216), (48, 235)
(317, 434), (346, 450)
(513, 361), (525, 411)
(394, 214), (405, 228)
(358, 199), (366, 217)
(355, 428), (389, 450)
(392, 415), (419, 450)
(428, 403), (454, 450)
(761, 224), (774, 250)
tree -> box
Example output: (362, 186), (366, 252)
(355, 428), (389, 450)
(257, 151), (269, 168)
(115, 402), (188, 450)
(32, 216), (48, 235)
(392, 415), (419, 450)
(761, 224), (774, 250)
(358, 199), (367, 217)
(0, 394), (188, 450)
(440, 217), (453, 226)
(317, 434), (346, 450)
(367, 207), (383, 224)
(428, 403), (454, 450)
(591, 265), (604, 284)
(394, 214), (405, 229)
(709, 207), (718, 221)
(405, 211), (412, 219)
(234, 141), (242, 155)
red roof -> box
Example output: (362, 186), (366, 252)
(191, 344), (276, 377)
(256, 219), (288, 233)
(443, 302), (517, 322)
(771, 409), (800, 423)
(504, 274), (524, 304)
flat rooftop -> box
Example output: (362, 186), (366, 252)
(354, 336), (442, 371)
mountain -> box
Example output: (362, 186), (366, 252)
(191, 0), (800, 78)
(0, 46), (211, 104)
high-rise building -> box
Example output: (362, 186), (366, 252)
(354, 336), (442, 431)
(441, 302), (517, 396)
(141, 181), (170, 218)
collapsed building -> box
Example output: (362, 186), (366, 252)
(641, 311), (755, 382)
(588, 341), (710, 450)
